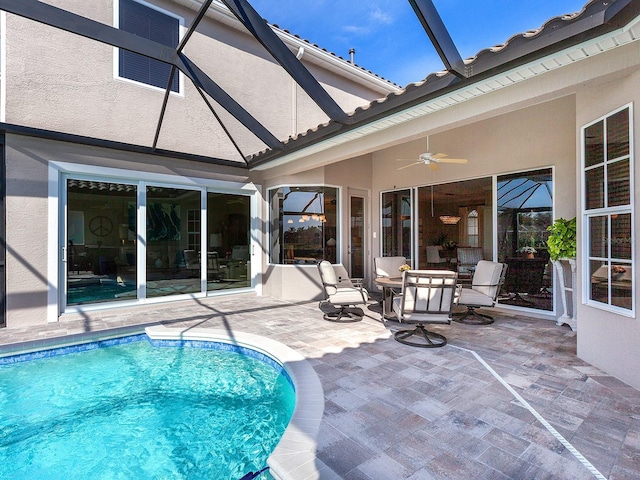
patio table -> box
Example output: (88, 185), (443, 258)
(374, 276), (402, 319)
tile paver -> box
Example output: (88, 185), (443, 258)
(1, 293), (639, 479)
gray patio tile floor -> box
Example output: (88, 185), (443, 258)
(1, 293), (639, 480)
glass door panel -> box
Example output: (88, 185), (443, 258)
(497, 169), (553, 311)
(146, 186), (201, 298)
(349, 195), (365, 279)
(417, 179), (492, 270)
(66, 179), (138, 305)
(381, 190), (412, 263)
(207, 193), (251, 292)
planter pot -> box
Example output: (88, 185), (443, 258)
(553, 258), (577, 331)
(524, 252), (535, 259)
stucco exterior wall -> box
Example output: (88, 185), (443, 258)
(4, 0), (388, 161)
(5, 140), (50, 326)
(257, 155), (373, 301)
(575, 68), (640, 390)
(4, 134), (252, 326)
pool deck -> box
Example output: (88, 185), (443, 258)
(1, 293), (639, 480)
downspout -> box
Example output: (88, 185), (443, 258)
(292, 46), (304, 136)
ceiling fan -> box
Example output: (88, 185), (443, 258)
(397, 137), (468, 170)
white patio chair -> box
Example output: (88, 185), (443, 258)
(388, 270), (458, 348)
(317, 260), (369, 322)
(426, 246), (447, 268)
(454, 260), (507, 325)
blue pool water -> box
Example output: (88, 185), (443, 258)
(0, 336), (295, 480)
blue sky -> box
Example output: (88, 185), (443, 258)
(249, 0), (590, 86)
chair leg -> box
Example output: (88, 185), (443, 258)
(453, 306), (494, 325)
(323, 305), (363, 322)
(393, 325), (447, 348)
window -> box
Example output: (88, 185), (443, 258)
(583, 105), (634, 312)
(187, 209), (200, 251)
(118, 0), (180, 92)
(467, 209), (479, 247)
(269, 186), (338, 265)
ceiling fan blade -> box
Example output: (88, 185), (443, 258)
(430, 153), (448, 159)
(429, 162), (440, 171)
(397, 162), (420, 170)
(438, 158), (468, 164)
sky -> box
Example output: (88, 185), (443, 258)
(249, 0), (590, 87)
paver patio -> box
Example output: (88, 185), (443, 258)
(1, 293), (638, 479)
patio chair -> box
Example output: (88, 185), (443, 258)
(373, 255), (406, 308)
(426, 246), (448, 268)
(374, 256), (406, 280)
(388, 270), (458, 348)
(374, 256), (406, 291)
(456, 247), (484, 284)
(454, 260), (507, 325)
(183, 249), (200, 277)
(317, 260), (369, 322)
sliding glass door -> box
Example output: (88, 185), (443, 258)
(207, 193), (251, 291)
(416, 178), (492, 270)
(64, 177), (252, 308)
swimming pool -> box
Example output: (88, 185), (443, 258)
(0, 334), (295, 480)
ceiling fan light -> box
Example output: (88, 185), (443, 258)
(439, 215), (461, 225)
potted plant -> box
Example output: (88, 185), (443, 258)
(546, 217), (577, 331)
(518, 245), (537, 259)
(547, 217), (577, 262)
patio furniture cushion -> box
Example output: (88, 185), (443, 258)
(317, 260), (368, 322)
(388, 270), (457, 347)
(455, 260), (507, 325)
(374, 256), (406, 278)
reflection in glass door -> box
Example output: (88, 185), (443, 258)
(497, 168), (553, 311)
(146, 186), (201, 298)
(66, 179), (138, 305)
(206, 193), (251, 291)
(349, 194), (365, 279)
(381, 189), (412, 263)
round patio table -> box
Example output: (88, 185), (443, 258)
(374, 276), (403, 319)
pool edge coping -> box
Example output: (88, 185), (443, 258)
(144, 325), (340, 480)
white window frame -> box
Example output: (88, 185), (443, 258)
(113, 0), (185, 95)
(467, 209), (479, 247)
(267, 184), (342, 266)
(48, 161), (258, 321)
(581, 103), (635, 316)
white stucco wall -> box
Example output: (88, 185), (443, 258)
(4, 0), (389, 161)
(4, 134), (252, 326)
(575, 67), (640, 390)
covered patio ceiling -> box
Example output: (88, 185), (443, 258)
(0, 0), (638, 169)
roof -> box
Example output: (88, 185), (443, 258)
(247, 0), (640, 170)
(1, 0), (638, 169)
